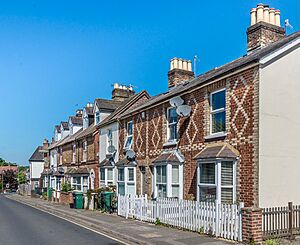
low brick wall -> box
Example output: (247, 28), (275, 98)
(242, 207), (263, 244)
(59, 192), (73, 205)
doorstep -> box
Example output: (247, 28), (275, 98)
(8, 194), (233, 245)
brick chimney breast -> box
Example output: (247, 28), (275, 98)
(168, 58), (194, 89)
(247, 4), (285, 52)
(112, 83), (135, 102)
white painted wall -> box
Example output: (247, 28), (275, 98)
(30, 161), (44, 179)
(99, 122), (119, 162)
(259, 44), (300, 207)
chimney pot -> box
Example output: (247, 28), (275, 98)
(269, 8), (275, 25)
(182, 60), (187, 70)
(250, 8), (257, 26)
(263, 7), (270, 23)
(256, 4), (264, 22)
(187, 61), (192, 71)
(275, 10), (281, 26)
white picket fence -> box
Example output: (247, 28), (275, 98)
(117, 194), (244, 241)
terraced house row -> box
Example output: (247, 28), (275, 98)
(30, 4), (300, 209)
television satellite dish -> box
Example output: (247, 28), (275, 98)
(107, 145), (116, 154)
(169, 96), (184, 107)
(126, 149), (136, 160)
(176, 105), (192, 117)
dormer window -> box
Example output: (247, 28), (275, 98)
(95, 111), (100, 125)
(124, 121), (133, 149)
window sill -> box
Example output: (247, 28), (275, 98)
(204, 132), (227, 140)
(81, 160), (87, 163)
(163, 141), (177, 147)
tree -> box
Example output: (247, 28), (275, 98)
(3, 170), (18, 189)
(17, 172), (26, 184)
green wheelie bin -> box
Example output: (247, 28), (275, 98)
(74, 192), (83, 209)
(47, 188), (53, 201)
(103, 192), (114, 212)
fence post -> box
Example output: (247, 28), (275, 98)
(215, 200), (220, 237)
(241, 207), (263, 244)
(288, 202), (294, 239)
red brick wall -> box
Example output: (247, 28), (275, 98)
(242, 207), (263, 244)
(119, 66), (259, 207)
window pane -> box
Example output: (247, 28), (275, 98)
(100, 168), (105, 181)
(199, 186), (216, 202)
(161, 166), (167, 183)
(127, 122), (133, 135)
(168, 108), (177, 123)
(118, 169), (124, 181)
(221, 187), (233, 203)
(118, 183), (125, 195)
(172, 165), (179, 184)
(107, 169), (113, 181)
(212, 111), (225, 133)
(172, 185), (179, 198)
(127, 183), (135, 196)
(212, 90), (225, 110)
(156, 166), (161, 183)
(128, 168), (134, 181)
(169, 124), (177, 141)
(221, 161), (233, 186)
(200, 163), (215, 184)
(157, 184), (167, 198)
(125, 136), (132, 149)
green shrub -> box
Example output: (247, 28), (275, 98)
(264, 239), (281, 245)
(61, 182), (72, 192)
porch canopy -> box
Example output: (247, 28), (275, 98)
(194, 143), (239, 160)
(152, 150), (184, 165)
(115, 157), (137, 167)
(41, 169), (54, 176)
(99, 154), (115, 168)
(65, 167), (89, 176)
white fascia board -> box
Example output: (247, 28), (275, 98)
(260, 36), (300, 65)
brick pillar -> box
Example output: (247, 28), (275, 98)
(242, 207), (263, 244)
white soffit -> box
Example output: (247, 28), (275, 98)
(260, 36), (300, 65)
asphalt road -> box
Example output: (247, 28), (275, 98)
(0, 194), (121, 245)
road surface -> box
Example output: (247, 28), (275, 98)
(0, 194), (121, 245)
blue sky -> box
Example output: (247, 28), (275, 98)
(0, 0), (299, 165)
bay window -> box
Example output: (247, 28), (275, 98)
(154, 164), (183, 199)
(124, 121), (133, 149)
(100, 168), (114, 187)
(72, 176), (81, 191)
(167, 108), (178, 142)
(210, 89), (226, 134)
(197, 160), (235, 203)
(71, 176), (89, 192)
(117, 167), (136, 196)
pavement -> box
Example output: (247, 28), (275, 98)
(6, 194), (234, 245)
(0, 194), (119, 245)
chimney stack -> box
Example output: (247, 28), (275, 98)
(43, 139), (49, 149)
(168, 58), (194, 89)
(112, 83), (135, 102)
(76, 109), (83, 117)
(247, 4), (285, 52)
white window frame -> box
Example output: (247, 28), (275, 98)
(167, 107), (178, 143)
(72, 143), (76, 163)
(210, 88), (226, 135)
(124, 121), (133, 150)
(82, 141), (87, 162)
(153, 163), (183, 199)
(95, 110), (100, 125)
(71, 176), (89, 193)
(107, 129), (113, 154)
(99, 167), (115, 187)
(197, 159), (236, 204)
(59, 147), (63, 165)
(117, 167), (136, 196)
